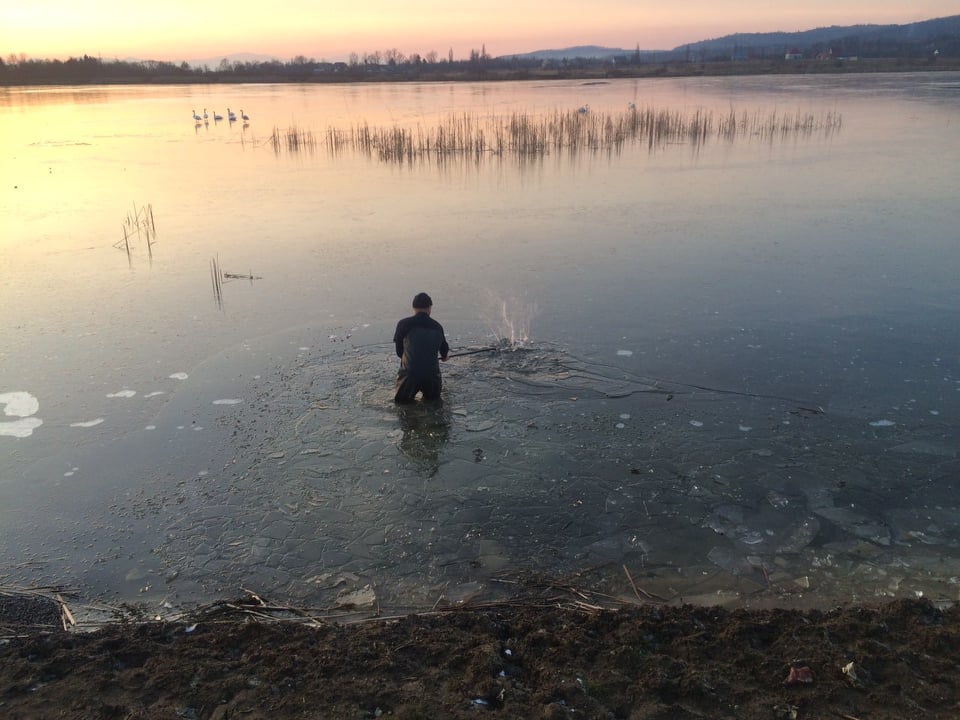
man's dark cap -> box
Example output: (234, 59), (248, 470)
(412, 292), (433, 309)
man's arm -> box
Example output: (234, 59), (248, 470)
(393, 322), (405, 358)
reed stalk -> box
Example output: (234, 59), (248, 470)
(210, 255), (224, 310)
(117, 203), (156, 265)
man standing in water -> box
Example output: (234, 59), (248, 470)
(393, 292), (449, 403)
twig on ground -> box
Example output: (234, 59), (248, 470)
(623, 564), (667, 602)
(56, 594), (75, 629)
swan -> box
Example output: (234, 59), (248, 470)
(227, 108), (237, 121)
(203, 108), (209, 120)
(213, 110), (223, 121)
(192, 109), (202, 121)
(240, 109), (249, 121)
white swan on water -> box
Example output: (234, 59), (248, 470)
(192, 109), (202, 121)
(213, 110), (223, 121)
(227, 108), (237, 121)
(240, 109), (249, 121)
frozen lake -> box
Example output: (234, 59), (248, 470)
(1, 73), (959, 616)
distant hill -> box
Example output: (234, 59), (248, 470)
(187, 52), (281, 69)
(499, 15), (960, 61)
(502, 45), (632, 62)
(676, 14), (960, 58)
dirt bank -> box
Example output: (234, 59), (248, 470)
(2, 591), (959, 719)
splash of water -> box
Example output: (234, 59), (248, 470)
(482, 294), (537, 349)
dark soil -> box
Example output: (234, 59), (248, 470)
(2, 594), (960, 719)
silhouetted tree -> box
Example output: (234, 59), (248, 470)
(384, 48), (405, 65)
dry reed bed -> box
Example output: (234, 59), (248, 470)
(268, 125), (318, 154)
(267, 105), (841, 162)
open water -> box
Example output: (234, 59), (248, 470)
(1, 73), (958, 616)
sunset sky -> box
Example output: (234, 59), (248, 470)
(2, 0), (956, 64)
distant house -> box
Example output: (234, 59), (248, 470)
(311, 62), (351, 74)
(785, 49), (804, 60)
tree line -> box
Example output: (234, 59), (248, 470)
(1, 47), (528, 85)
(2, 36), (956, 87)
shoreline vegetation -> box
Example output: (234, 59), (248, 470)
(2, 55), (959, 87)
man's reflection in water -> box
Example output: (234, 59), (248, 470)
(396, 401), (451, 477)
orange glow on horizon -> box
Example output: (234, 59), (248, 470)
(2, 1), (956, 63)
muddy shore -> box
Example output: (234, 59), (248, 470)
(2, 588), (959, 719)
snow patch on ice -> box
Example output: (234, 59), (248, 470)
(0, 391), (40, 417)
(107, 390), (136, 398)
(0, 391), (42, 437)
(0, 417), (43, 438)
(70, 418), (104, 428)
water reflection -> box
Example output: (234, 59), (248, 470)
(209, 255), (264, 311)
(395, 401), (451, 477)
(0, 86), (113, 107)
